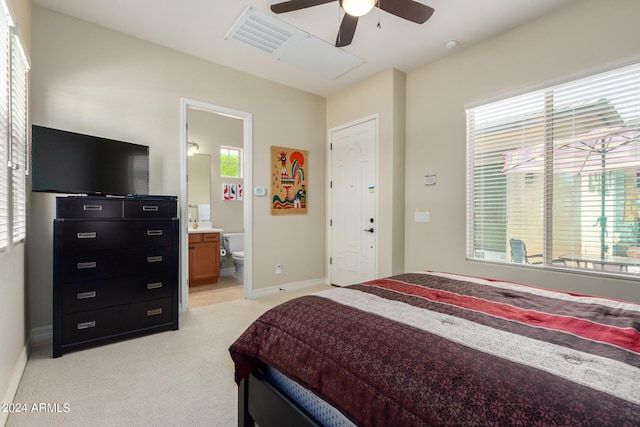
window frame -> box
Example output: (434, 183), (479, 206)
(220, 145), (243, 179)
(466, 62), (640, 279)
(0, 0), (30, 252)
(10, 31), (28, 243)
(0, 1), (12, 251)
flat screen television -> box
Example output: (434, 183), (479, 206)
(31, 125), (149, 196)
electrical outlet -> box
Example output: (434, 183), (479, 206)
(275, 264), (282, 274)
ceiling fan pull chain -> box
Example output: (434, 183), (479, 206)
(377, 0), (382, 29)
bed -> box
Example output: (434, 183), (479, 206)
(229, 271), (640, 426)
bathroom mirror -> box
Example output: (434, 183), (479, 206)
(187, 153), (211, 225)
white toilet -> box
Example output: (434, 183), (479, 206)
(223, 233), (244, 282)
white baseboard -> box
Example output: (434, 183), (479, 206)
(248, 277), (328, 299)
(30, 325), (52, 343)
(1, 344), (28, 427)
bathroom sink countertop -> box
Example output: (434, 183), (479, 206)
(188, 227), (224, 234)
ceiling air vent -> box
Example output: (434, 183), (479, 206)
(225, 6), (364, 80)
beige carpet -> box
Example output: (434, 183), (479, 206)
(7, 285), (331, 427)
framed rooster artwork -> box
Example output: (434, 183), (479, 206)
(271, 146), (308, 215)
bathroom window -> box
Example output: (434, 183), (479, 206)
(220, 146), (242, 178)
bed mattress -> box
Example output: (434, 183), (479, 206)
(266, 367), (355, 427)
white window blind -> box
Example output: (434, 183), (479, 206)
(467, 63), (640, 278)
(0, 2), (10, 251)
(10, 32), (27, 243)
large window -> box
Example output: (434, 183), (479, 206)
(0, 3), (9, 251)
(0, 0), (29, 250)
(467, 63), (640, 277)
(11, 33), (28, 243)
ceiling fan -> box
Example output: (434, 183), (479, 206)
(270, 0), (435, 47)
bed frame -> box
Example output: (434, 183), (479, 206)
(238, 369), (321, 427)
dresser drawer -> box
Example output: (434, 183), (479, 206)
(128, 221), (175, 247)
(56, 221), (128, 251)
(57, 247), (173, 283)
(56, 220), (174, 251)
(62, 274), (173, 313)
(124, 200), (176, 218)
(62, 298), (173, 345)
(57, 198), (123, 219)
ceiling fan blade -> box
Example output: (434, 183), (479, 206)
(271, 0), (336, 14)
(335, 14), (358, 47)
(377, 0), (434, 24)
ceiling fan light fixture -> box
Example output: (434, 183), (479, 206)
(342, 0), (376, 17)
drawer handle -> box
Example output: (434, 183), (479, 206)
(147, 230), (163, 236)
(76, 232), (97, 239)
(77, 291), (97, 300)
(147, 282), (163, 289)
(77, 261), (97, 269)
(143, 205), (159, 212)
(77, 321), (96, 330)
(147, 256), (163, 263)
(147, 308), (163, 316)
(83, 205), (103, 211)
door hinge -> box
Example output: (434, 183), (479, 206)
(330, 257), (332, 265)
(330, 143), (332, 150)
(330, 219), (332, 226)
(330, 181), (332, 189)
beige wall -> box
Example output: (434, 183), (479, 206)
(404, 0), (640, 302)
(326, 68), (406, 278)
(28, 6), (326, 330)
(0, 0), (30, 420)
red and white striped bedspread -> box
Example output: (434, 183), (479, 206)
(229, 271), (640, 426)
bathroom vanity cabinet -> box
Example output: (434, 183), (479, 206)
(188, 232), (220, 285)
(52, 196), (179, 358)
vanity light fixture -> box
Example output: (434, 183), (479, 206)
(187, 141), (200, 156)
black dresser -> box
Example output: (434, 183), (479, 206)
(52, 196), (179, 358)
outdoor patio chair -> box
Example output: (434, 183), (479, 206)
(509, 238), (543, 265)
(509, 238), (567, 265)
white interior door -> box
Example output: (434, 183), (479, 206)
(329, 117), (378, 286)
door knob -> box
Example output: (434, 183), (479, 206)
(363, 228), (374, 233)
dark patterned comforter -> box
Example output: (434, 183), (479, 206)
(229, 271), (640, 426)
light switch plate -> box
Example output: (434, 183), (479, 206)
(415, 211), (430, 222)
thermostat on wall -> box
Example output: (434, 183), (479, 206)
(254, 187), (266, 196)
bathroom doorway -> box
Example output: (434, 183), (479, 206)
(179, 98), (252, 311)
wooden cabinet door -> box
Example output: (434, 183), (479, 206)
(190, 242), (218, 284)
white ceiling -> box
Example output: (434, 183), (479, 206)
(32, 0), (575, 97)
